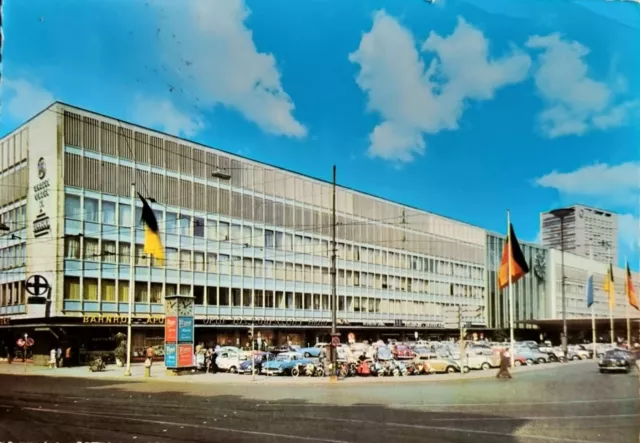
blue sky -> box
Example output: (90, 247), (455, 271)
(2, 0), (639, 268)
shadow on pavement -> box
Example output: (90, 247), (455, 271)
(0, 375), (532, 443)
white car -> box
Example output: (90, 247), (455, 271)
(216, 351), (248, 373)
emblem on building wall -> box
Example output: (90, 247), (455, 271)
(37, 157), (46, 180)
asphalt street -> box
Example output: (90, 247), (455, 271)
(0, 361), (637, 443)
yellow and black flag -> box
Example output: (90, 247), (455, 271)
(603, 263), (615, 309)
(625, 263), (638, 311)
(138, 193), (164, 265)
(498, 223), (530, 290)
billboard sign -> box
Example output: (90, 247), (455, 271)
(165, 316), (177, 342)
(178, 316), (194, 342)
(165, 343), (177, 368)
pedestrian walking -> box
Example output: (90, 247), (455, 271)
(56, 347), (63, 368)
(48, 348), (57, 368)
(496, 349), (512, 379)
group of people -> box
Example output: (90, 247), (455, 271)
(196, 344), (221, 373)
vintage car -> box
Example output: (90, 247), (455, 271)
(297, 343), (328, 358)
(599, 349), (633, 373)
(237, 352), (274, 374)
(392, 345), (416, 360)
(460, 350), (500, 370)
(415, 353), (461, 374)
(261, 352), (311, 376)
(216, 350), (248, 373)
(515, 347), (549, 365)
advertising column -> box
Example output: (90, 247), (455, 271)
(164, 295), (194, 374)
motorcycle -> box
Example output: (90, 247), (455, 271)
(387, 360), (401, 377)
(303, 362), (325, 377)
(395, 360), (409, 376)
(372, 361), (386, 377)
(356, 360), (371, 376)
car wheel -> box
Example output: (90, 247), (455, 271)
(229, 366), (237, 373)
(463, 366), (470, 373)
(537, 358), (546, 364)
(526, 359), (534, 366)
(514, 360), (522, 367)
(446, 366), (456, 373)
(572, 356), (580, 361)
(599, 369), (606, 374)
(481, 362), (491, 370)
(316, 368), (325, 377)
(304, 352), (311, 358)
(291, 367), (300, 377)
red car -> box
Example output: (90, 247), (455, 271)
(393, 345), (416, 360)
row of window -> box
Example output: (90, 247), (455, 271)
(0, 281), (25, 306)
(63, 278), (457, 316)
(0, 244), (26, 270)
(65, 238), (485, 298)
(65, 194), (484, 277)
(0, 204), (26, 233)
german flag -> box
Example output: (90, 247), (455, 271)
(603, 263), (615, 309)
(138, 193), (164, 265)
(626, 263), (638, 310)
(498, 223), (529, 290)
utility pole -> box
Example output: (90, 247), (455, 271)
(330, 165), (339, 381)
(458, 305), (466, 375)
(124, 183), (135, 377)
(549, 208), (572, 361)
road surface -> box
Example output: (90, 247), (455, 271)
(0, 361), (637, 442)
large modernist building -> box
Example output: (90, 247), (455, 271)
(540, 205), (618, 265)
(0, 103), (490, 360)
(1, 103), (637, 362)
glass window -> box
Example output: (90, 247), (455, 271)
(65, 195), (81, 220)
(285, 234), (293, 251)
(194, 252), (205, 272)
(219, 222), (229, 241)
(180, 250), (192, 270)
(102, 240), (117, 263)
(165, 247), (178, 269)
(243, 226), (252, 245)
(64, 236), (81, 259)
(207, 253), (217, 273)
(206, 219), (217, 240)
(265, 230), (274, 248)
(102, 201), (116, 225)
(84, 198), (99, 222)
(219, 254), (230, 274)
(135, 207), (143, 229)
(180, 215), (191, 236)
(166, 212), (178, 231)
(230, 224), (242, 242)
(194, 217), (205, 238)
(275, 232), (284, 249)
(119, 203), (132, 227)
(84, 239), (100, 260)
(254, 228), (264, 247)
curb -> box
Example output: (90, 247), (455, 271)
(0, 360), (593, 387)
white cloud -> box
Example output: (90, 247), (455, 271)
(349, 12), (531, 163)
(526, 34), (638, 138)
(155, 0), (306, 138)
(535, 162), (640, 199)
(2, 78), (55, 122)
(131, 95), (203, 137)
(618, 213), (639, 255)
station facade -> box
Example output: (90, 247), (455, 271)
(0, 103), (491, 362)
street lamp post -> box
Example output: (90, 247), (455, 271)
(549, 208), (573, 361)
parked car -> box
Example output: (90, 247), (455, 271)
(297, 343), (327, 358)
(237, 352), (274, 374)
(392, 345), (416, 360)
(598, 349), (633, 374)
(462, 351), (500, 370)
(515, 347), (549, 365)
(261, 352), (310, 376)
(568, 345), (590, 360)
(419, 353), (461, 374)
(216, 350), (248, 373)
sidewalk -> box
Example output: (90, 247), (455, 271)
(0, 359), (592, 386)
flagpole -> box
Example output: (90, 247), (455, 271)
(507, 210), (515, 368)
(609, 259), (614, 346)
(589, 246), (596, 359)
(625, 257), (631, 348)
(125, 182), (135, 377)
